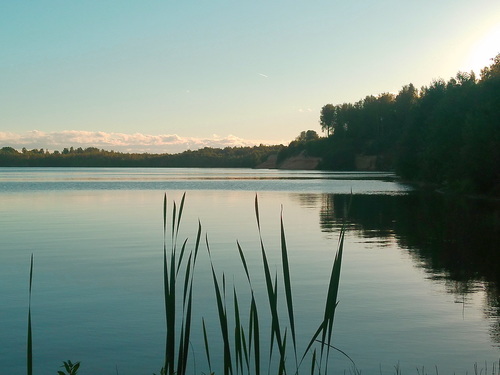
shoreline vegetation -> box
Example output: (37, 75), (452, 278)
(2, 54), (499, 197)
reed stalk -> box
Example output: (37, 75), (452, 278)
(162, 193), (201, 375)
(27, 253), (33, 375)
(199, 193), (350, 375)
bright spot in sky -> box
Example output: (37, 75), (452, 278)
(464, 23), (500, 74)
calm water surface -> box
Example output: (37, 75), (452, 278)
(0, 168), (498, 374)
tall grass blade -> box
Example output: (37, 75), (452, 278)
(163, 193), (196, 375)
(234, 287), (243, 375)
(27, 253), (33, 375)
(171, 201), (177, 251)
(182, 253), (193, 304)
(316, 195), (350, 373)
(207, 234), (233, 375)
(261, 238), (284, 354)
(301, 319), (327, 363)
(250, 297), (260, 375)
(166, 250), (176, 375)
(238, 241), (259, 375)
(254, 195), (261, 232)
(280, 207), (297, 366)
(237, 241), (252, 287)
(202, 318), (212, 374)
(162, 194), (169, 372)
(163, 194), (167, 236)
(328, 224), (346, 339)
(258, 231), (283, 344)
(278, 329), (287, 375)
(241, 327), (250, 375)
(298, 201), (348, 373)
(310, 348), (317, 375)
(176, 192), (186, 239)
(255, 194), (286, 373)
(163, 194), (187, 375)
(176, 238), (189, 277)
(267, 274), (278, 372)
(193, 220), (202, 264)
(177, 284), (193, 375)
(163, 193), (169, 371)
(176, 324), (186, 375)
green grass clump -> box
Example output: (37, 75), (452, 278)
(26, 192), (349, 374)
(158, 193), (350, 375)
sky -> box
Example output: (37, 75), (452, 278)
(1, 1), (499, 154)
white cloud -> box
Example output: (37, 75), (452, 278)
(0, 130), (287, 154)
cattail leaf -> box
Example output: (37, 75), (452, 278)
(202, 318), (212, 373)
(176, 192), (186, 238)
(250, 297), (260, 375)
(163, 193), (167, 235)
(207, 236), (232, 375)
(241, 327), (250, 374)
(179, 284), (193, 375)
(310, 348), (317, 375)
(171, 201), (176, 248)
(280, 208), (297, 366)
(254, 194), (261, 232)
(260, 239), (283, 353)
(27, 254), (33, 375)
(234, 287), (243, 375)
(176, 238), (189, 277)
(237, 241), (252, 287)
(278, 329), (287, 375)
(193, 220), (202, 264)
(300, 319), (327, 367)
(182, 253), (193, 306)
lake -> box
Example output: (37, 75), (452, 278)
(0, 167), (498, 375)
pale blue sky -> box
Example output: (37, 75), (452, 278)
(1, 1), (499, 153)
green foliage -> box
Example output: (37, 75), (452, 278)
(0, 146), (19, 154)
(315, 53), (500, 195)
(296, 129), (319, 142)
(161, 192), (202, 375)
(160, 193), (348, 375)
(57, 360), (80, 375)
(0, 144), (284, 168)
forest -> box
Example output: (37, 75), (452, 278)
(282, 54), (500, 196)
(0, 144), (283, 168)
(1, 54), (499, 196)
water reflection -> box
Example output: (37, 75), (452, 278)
(302, 192), (500, 345)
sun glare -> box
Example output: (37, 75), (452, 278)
(464, 23), (500, 75)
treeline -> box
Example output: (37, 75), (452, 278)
(284, 54), (500, 196)
(0, 144), (284, 168)
(2, 55), (499, 195)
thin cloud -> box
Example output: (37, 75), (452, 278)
(258, 73), (269, 78)
(0, 130), (287, 154)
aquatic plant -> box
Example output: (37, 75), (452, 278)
(27, 254), (33, 375)
(161, 192), (202, 375)
(57, 360), (81, 375)
(159, 193), (350, 375)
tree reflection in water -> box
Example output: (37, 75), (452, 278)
(297, 192), (500, 345)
